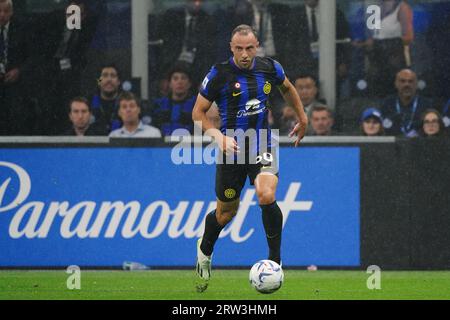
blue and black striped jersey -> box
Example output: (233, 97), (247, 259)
(199, 56), (286, 135)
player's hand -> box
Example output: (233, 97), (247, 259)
(218, 135), (240, 156)
(289, 121), (307, 147)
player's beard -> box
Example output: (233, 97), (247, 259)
(239, 59), (252, 69)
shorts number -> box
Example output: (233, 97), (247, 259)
(256, 153), (273, 165)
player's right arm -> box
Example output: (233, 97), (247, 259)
(192, 94), (239, 156)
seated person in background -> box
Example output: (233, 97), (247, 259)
(381, 69), (432, 138)
(308, 105), (335, 136)
(63, 97), (106, 136)
(91, 64), (122, 134)
(294, 74), (326, 117)
(109, 92), (162, 138)
(360, 107), (384, 136)
(152, 65), (196, 136)
(293, 74), (327, 135)
(418, 109), (446, 138)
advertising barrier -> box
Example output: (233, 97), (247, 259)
(0, 146), (360, 267)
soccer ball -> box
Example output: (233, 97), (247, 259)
(249, 260), (284, 294)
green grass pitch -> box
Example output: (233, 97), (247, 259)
(0, 270), (449, 300)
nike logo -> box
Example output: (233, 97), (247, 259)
(232, 92), (243, 97)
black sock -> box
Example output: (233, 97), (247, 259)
(260, 201), (283, 264)
(200, 210), (224, 256)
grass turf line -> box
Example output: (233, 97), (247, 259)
(0, 270), (449, 300)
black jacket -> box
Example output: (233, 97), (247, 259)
(381, 95), (433, 136)
(31, 9), (97, 74)
(290, 4), (351, 76)
(2, 19), (29, 73)
(157, 6), (217, 84)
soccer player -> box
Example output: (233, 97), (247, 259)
(192, 24), (308, 292)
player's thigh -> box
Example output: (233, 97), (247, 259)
(215, 164), (247, 203)
(254, 173), (279, 205)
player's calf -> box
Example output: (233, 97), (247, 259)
(260, 201), (283, 265)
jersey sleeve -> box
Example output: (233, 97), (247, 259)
(199, 66), (221, 102)
(272, 59), (286, 86)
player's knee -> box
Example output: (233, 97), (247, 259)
(256, 188), (275, 205)
(216, 199), (239, 226)
(216, 210), (236, 226)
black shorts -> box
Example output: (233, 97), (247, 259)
(215, 151), (279, 202)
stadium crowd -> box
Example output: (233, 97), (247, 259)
(0, 0), (449, 138)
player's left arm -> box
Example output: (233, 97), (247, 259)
(278, 78), (308, 147)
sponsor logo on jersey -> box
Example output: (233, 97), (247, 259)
(237, 99), (266, 118)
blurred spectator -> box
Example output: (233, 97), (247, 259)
(418, 109), (446, 138)
(152, 65), (196, 136)
(63, 97), (106, 136)
(292, 0), (351, 93)
(381, 69), (432, 137)
(155, 0), (216, 88)
(221, 0), (294, 76)
(91, 63), (122, 134)
(279, 74), (324, 136)
(294, 74), (326, 117)
(308, 105), (335, 136)
(0, 0), (30, 135)
(109, 92), (161, 138)
(366, 0), (414, 97)
(30, 0), (98, 135)
(442, 99), (450, 133)
(360, 107), (384, 136)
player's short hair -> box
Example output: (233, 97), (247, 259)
(118, 91), (140, 107)
(311, 105), (333, 118)
(69, 96), (92, 113)
(231, 24), (259, 41)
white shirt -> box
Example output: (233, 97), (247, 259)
(373, 3), (402, 40)
(109, 121), (162, 138)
